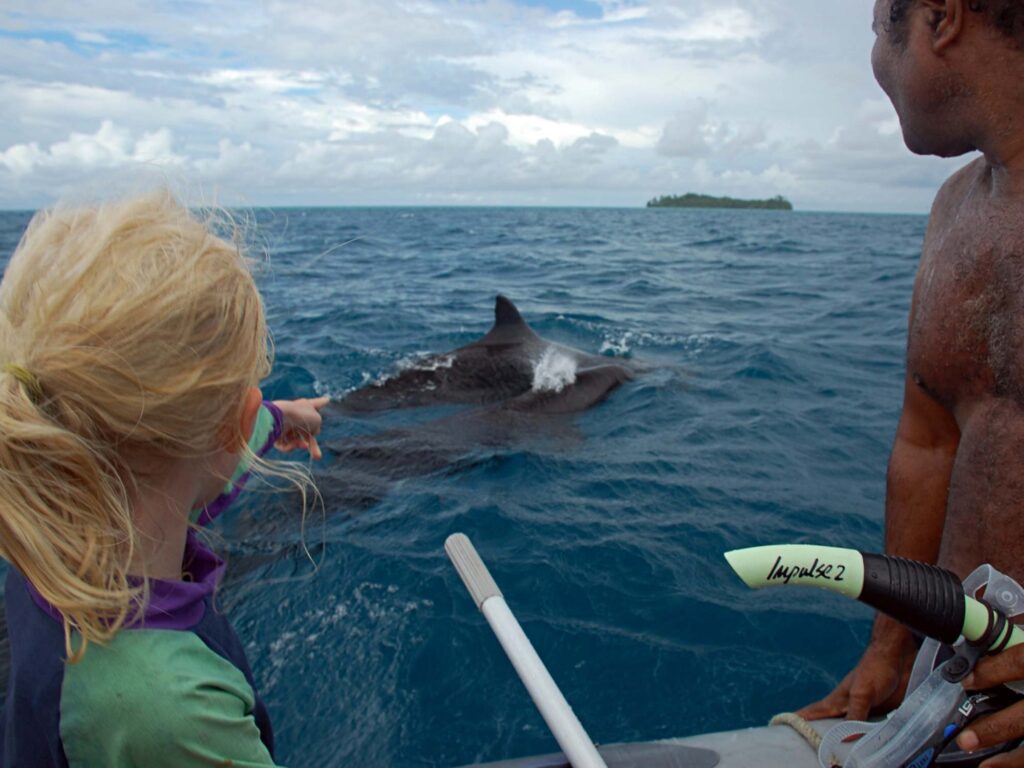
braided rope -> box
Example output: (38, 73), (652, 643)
(770, 711), (824, 752)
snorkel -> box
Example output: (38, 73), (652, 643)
(725, 545), (1024, 653)
(725, 545), (1024, 768)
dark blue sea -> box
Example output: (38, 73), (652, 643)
(0, 207), (925, 767)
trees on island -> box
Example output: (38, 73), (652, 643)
(646, 193), (793, 210)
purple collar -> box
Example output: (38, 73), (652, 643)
(27, 530), (225, 631)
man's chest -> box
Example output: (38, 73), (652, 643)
(908, 228), (1024, 409)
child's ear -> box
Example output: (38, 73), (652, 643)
(219, 386), (263, 452)
(239, 386), (263, 446)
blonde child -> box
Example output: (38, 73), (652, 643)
(0, 192), (328, 766)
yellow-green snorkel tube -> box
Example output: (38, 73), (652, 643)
(726, 545), (1024, 767)
(725, 544), (1024, 651)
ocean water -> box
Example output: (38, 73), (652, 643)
(0, 206), (926, 766)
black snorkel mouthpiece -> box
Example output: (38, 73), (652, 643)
(859, 553), (966, 646)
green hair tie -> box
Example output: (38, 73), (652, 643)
(4, 363), (44, 400)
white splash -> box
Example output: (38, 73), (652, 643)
(354, 353), (455, 390)
(531, 347), (578, 392)
(417, 354), (455, 372)
(600, 331), (635, 356)
(398, 353), (454, 372)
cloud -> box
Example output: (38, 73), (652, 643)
(657, 103), (712, 158)
(667, 7), (768, 43)
(656, 100), (770, 160)
(72, 31), (113, 45)
(193, 139), (259, 179)
(0, 121), (183, 176)
(0, 0), (976, 212)
(271, 119), (624, 202)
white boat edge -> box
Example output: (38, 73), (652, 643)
(458, 718), (840, 767)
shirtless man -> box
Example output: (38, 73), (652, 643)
(796, 0), (1024, 758)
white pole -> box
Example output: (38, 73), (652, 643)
(445, 533), (609, 768)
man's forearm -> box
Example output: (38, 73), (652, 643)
(884, 437), (955, 563)
(871, 436), (957, 645)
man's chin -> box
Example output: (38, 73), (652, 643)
(903, 129), (974, 158)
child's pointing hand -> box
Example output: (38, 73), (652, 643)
(272, 396), (331, 460)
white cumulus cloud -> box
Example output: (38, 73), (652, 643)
(0, 121), (184, 175)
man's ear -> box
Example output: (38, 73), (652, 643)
(927, 0), (965, 52)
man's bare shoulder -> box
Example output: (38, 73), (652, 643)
(929, 157), (987, 217)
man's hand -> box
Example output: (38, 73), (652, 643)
(955, 646), (1024, 764)
(273, 395), (330, 460)
(797, 632), (916, 721)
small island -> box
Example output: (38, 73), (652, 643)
(646, 193), (793, 211)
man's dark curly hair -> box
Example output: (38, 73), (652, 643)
(886, 0), (1024, 46)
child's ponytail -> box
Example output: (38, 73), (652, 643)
(0, 360), (139, 661)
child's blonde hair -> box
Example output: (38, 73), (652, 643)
(0, 191), (277, 661)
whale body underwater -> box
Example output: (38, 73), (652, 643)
(305, 296), (641, 511)
(336, 294), (636, 415)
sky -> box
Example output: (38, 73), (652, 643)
(0, 0), (975, 213)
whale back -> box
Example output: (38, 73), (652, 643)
(336, 294), (632, 413)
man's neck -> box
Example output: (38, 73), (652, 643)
(981, 141), (1024, 199)
(971, 65), (1024, 198)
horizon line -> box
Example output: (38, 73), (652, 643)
(0, 203), (929, 217)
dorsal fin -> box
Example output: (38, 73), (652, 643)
(476, 294), (538, 347)
(494, 295), (525, 327)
